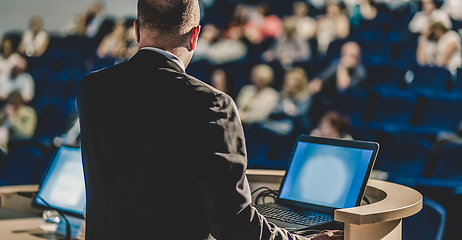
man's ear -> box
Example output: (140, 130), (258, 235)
(188, 25), (201, 51)
(134, 20), (141, 44)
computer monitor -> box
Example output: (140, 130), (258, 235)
(33, 146), (86, 219)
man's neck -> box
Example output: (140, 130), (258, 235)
(140, 47), (186, 72)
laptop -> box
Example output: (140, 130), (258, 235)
(255, 135), (379, 233)
(32, 146), (86, 239)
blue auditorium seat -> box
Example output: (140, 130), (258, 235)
(365, 65), (406, 89)
(395, 35), (419, 69)
(405, 66), (452, 94)
(359, 40), (394, 67)
(402, 197), (446, 240)
(453, 68), (462, 92)
(0, 145), (43, 186)
(375, 136), (432, 178)
(331, 88), (371, 127)
(364, 88), (418, 134)
(413, 92), (462, 135)
(432, 142), (462, 180)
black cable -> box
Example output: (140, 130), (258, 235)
(363, 195), (371, 205)
(252, 187), (279, 205)
(251, 186), (273, 195)
(36, 195), (72, 240)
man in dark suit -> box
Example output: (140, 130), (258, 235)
(77, 0), (343, 239)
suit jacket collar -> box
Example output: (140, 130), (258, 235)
(130, 49), (185, 73)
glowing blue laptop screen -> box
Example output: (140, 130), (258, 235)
(279, 141), (373, 209)
(35, 147), (86, 218)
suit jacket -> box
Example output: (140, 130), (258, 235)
(77, 49), (309, 240)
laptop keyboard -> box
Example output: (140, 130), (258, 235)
(255, 204), (332, 227)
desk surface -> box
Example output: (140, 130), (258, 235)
(0, 218), (48, 240)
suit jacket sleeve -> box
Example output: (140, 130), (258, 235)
(191, 91), (309, 240)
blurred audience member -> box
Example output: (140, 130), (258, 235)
(210, 68), (236, 99)
(97, 22), (127, 59)
(262, 67), (312, 135)
(0, 57), (34, 102)
(192, 24), (219, 62)
(244, 3), (283, 44)
(0, 36), (20, 81)
(262, 17), (311, 69)
(309, 41), (367, 95)
(408, 0), (451, 34)
(61, 1), (106, 38)
(229, 3), (251, 28)
(0, 91), (37, 153)
(417, 22), (461, 75)
(208, 25), (248, 64)
(441, 0), (462, 21)
(285, 1), (317, 40)
(124, 22), (138, 59)
(316, 1), (350, 55)
(310, 111), (353, 139)
(18, 16), (49, 57)
(54, 118), (80, 147)
(350, 0), (378, 30)
(236, 64), (278, 124)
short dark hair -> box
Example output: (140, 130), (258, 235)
(137, 0), (200, 36)
(322, 111), (350, 134)
(7, 91), (24, 108)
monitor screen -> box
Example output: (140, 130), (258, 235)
(34, 146), (86, 218)
(279, 140), (374, 209)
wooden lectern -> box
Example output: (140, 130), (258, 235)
(246, 169), (423, 240)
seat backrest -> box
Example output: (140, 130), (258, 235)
(402, 197), (446, 240)
(407, 66), (452, 92)
(0, 146), (43, 186)
(432, 142), (462, 180)
(331, 88), (370, 126)
(417, 93), (462, 132)
(369, 89), (418, 125)
(375, 137), (432, 178)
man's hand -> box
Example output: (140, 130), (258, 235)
(312, 230), (344, 240)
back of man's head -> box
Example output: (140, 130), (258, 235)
(137, 0), (200, 45)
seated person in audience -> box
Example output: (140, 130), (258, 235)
(441, 0), (462, 21)
(17, 16), (49, 57)
(285, 1), (317, 40)
(244, 3), (283, 44)
(408, 0), (451, 34)
(262, 17), (311, 70)
(236, 64), (279, 125)
(417, 22), (462, 75)
(97, 22), (128, 59)
(349, 0), (378, 30)
(0, 36), (21, 81)
(210, 68), (236, 99)
(262, 67), (312, 136)
(124, 22), (138, 59)
(54, 118), (80, 148)
(310, 111), (353, 140)
(191, 24), (219, 62)
(309, 41), (367, 97)
(61, 1), (106, 38)
(0, 91), (37, 153)
(315, 1), (350, 55)
(0, 57), (35, 103)
(207, 24), (248, 65)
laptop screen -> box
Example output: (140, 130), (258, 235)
(279, 136), (377, 209)
(34, 146), (86, 218)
